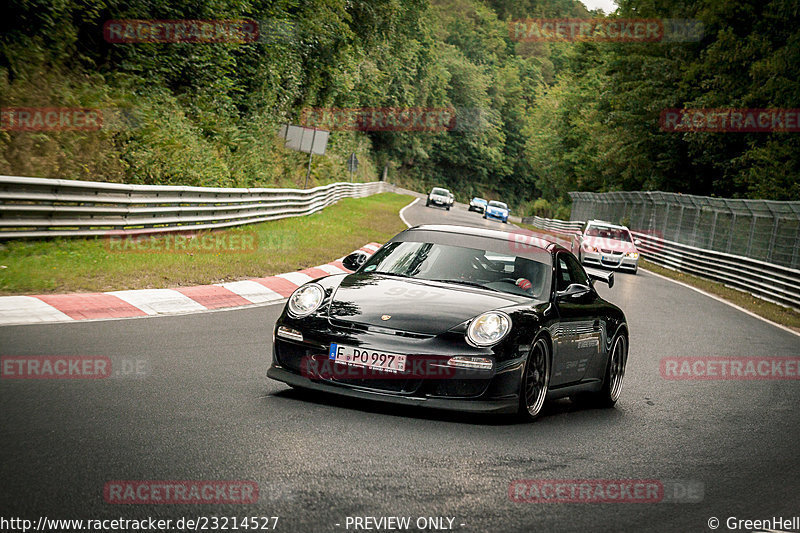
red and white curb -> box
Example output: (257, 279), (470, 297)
(0, 243), (381, 326)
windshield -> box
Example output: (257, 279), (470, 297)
(473, 198), (487, 203)
(585, 225), (632, 242)
(360, 241), (551, 299)
(431, 188), (449, 195)
(488, 201), (507, 209)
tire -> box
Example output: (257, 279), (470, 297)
(503, 219), (508, 224)
(577, 332), (628, 408)
(426, 200), (430, 207)
(518, 336), (551, 421)
(483, 214), (487, 219)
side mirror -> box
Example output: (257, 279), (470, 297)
(634, 239), (641, 246)
(557, 283), (591, 300)
(342, 251), (369, 271)
(585, 268), (614, 289)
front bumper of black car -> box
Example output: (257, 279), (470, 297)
(268, 320), (524, 414)
(267, 366), (519, 414)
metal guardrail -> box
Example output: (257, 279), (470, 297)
(632, 230), (800, 311)
(569, 191), (800, 269)
(521, 216), (584, 235)
(525, 215), (800, 310)
(519, 216), (583, 255)
(0, 176), (387, 238)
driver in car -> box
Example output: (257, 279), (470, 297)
(514, 256), (545, 296)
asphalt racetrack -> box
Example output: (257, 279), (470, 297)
(2, 198), (799, 533)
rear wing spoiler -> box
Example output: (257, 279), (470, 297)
(585, 267), (614, 288)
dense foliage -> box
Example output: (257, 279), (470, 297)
(1, 0), (797, 213)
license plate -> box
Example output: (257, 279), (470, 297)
(329, 343), (407, 372)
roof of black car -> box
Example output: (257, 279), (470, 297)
(405, 224), (561, 251)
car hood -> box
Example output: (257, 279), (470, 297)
(583, 236), (637, 253)
(486, 206), (508, 214)
(327, 273), (525, 335)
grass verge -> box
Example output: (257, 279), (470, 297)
(0, 192), (413, 295)
(641, 259), (800, 332)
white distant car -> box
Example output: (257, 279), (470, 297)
(426, 187), (452, 210)
(579, 220), (641, 274)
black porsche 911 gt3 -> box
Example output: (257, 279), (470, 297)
(267, 224), (629, 420)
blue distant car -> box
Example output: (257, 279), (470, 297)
(468, 197), (488, 213)
(483, 201), (510, 223)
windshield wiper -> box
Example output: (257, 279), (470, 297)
(428, 279), (503, 293)
(370, 270), (411, 278)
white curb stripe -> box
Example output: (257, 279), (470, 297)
(399, 197), (419, 228)
(0, 246), (378, 326)
(0, 296), (72, 325)
(316, 264), (348, 275)
(277, 272), (314, 286)
(109, 289), (207, 316)
(218, 280), (284, 304)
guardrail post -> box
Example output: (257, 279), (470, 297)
(690, 204), (701, 247)
(745, 216), (757, 257)
(709, 211), (719, 250)
(766, 217), (780, 263)
(726, 213), (736, 253)
(675, 205), (684, 241)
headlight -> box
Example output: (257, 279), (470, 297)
(583, 243), (596, 252)
(287, 283), (324, 318)
(466, 311), (511, 347)
(626, 252), (639, 259)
